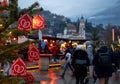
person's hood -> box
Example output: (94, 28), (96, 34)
(85, 41), (92, 46)
(76, 45), (84, 50)
(99, 46), (108, 52)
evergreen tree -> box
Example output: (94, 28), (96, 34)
(0, 0), (43, 63)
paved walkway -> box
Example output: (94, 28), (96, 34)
(29, 67), (120, 84)
(1, 60), (120, 84)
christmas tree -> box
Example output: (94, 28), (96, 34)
(0, 0), (43, 63)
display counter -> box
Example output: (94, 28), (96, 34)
(39, 54), (52, 70)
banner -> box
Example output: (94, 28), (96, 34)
(38, 29), (42, 40)
(112, 29), (114, 42)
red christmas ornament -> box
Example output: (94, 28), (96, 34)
(24, 72), (35, 84)
(32, 15), (45, 29)
(11, 58), (26, 76)
(1, 0), (8, 13)
(28, 45), (40, 62)
(1, 0), (8, 5)
(18, 13), (32, 31)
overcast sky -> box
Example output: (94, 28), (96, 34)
(18, 0), (118, 21)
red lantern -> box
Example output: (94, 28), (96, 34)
(0, 0), (8, 13)
(18, 13), (32, 32)
(24, 72), (35, 84)
(32, 15), (45, 29)
(28, 45), (40, 62)
(1, 0), (8, 5)
(11, 58), (26, 76)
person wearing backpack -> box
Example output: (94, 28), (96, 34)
(72, 45), (90, 84)
(93, 45), (114, 84)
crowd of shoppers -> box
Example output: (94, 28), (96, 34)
(17, 39), (120, 84)
(59, 40), (120, 84)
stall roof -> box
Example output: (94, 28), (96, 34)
(28, 34), (87, 43)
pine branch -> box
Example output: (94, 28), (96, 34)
(0, 41), (31, 63)
(29, 7), (43, 15)
(0, 41), (30, 55)
(28, 2), (39, 11)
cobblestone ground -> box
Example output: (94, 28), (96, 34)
(29, 67), (120, 84)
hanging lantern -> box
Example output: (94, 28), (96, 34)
(28, 44), (40, 62)
(0, 0), (8, 13)
(11, 58), (26, 76)
(24, 72), (35, 84)
(18, 13), (32, 32)
(32, 15), (45, 29)
(1, 0), (8, 5)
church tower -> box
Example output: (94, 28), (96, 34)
(79, 16), (86, 39)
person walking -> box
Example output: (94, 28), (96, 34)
(49, 43), (59, 63)
(93, 45), (114, 84)
(113, 46), (120, 70)
(60, 47), (74, 78)
(72, 45), (90, 84)
(85, 41), (96, 81)
(41, 39), (46, 53)
(86, 42), (94, 65)
(113, 45), (120, 78)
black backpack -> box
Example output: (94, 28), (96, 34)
(98, 51), (112, 67)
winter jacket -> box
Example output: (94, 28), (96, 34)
(86, 45), (94, 65)
(93, 46), (114, 78)
(72, 49), (90, 77)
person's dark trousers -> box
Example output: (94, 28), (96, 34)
(115, 62), (120, 69)
(75, 72), (85, 84)
(93, 73), (97, 83)
(80, 77), (85, 84)
(75, 75), (85, 84)
(75, 75), (80, 84)
(52, 55), (57, 62)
